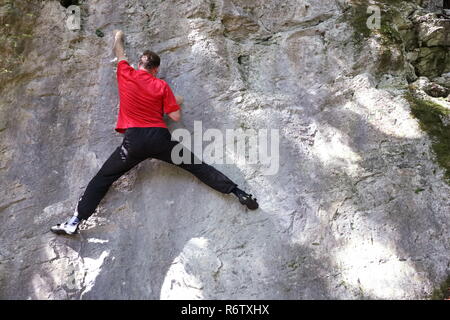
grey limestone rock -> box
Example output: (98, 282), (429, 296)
(0, 0), (449, 300)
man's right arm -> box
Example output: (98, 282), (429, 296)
(163, 84), (182, 122)
(168, 109), (181, 122)
(167, 96), (183, 121)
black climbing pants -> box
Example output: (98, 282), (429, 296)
(76, 127), (237, 220)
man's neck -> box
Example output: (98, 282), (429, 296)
(138, 66), (157, 76)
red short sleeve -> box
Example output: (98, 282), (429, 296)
(117, 60), (134, 79)
(163, 82), (181, 114)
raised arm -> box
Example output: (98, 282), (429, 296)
(112, 30), (127, 62)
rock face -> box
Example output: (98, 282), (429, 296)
(0, 0), (450, 300)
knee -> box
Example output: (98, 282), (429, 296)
(119, 145), (129, 162)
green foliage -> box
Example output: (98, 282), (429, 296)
(379, 22), (402, 45)
(405, 92), (450, 184)
(414, 187), (425, 194)
(345, 1), (373, 46)
(287, 261), (300, 271)
(431, 274), (450, 300)
(345, 0), (404, 46)
(95, 29), (105, 37)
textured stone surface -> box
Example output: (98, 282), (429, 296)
(407, 10), (450, 78)
(1, 0), (450, 299)
(413, 76), (450, 97)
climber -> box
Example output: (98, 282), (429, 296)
(50, 30), (258, 235)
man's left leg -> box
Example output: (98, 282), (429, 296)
(51, 144), (144, 235)
(76, 146), (144, 220)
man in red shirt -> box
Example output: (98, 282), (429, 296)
(51, 30), (258, 235)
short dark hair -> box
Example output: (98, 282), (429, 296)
(139, 50), (160, 70)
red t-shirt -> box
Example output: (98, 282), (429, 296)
(115, 60), (180, 133)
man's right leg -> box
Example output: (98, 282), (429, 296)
(152, 139), (237, 194)
(151, 139), (258, 209)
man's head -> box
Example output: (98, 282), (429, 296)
(138, 50), (160, 75)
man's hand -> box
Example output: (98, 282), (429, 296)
(113, 30), (124, 42)
(112, 30), (126, 62)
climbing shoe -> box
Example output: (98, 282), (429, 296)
(232, 187), (259, 210)
(50, 216), (80, 235)
(238, 193), (259, 210)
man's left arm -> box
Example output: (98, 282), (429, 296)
(112, 30), (127, 62)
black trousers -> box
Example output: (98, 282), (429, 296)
(76, 127), (237, 220)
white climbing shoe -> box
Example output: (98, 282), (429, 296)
(50, 220), (80, 235)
